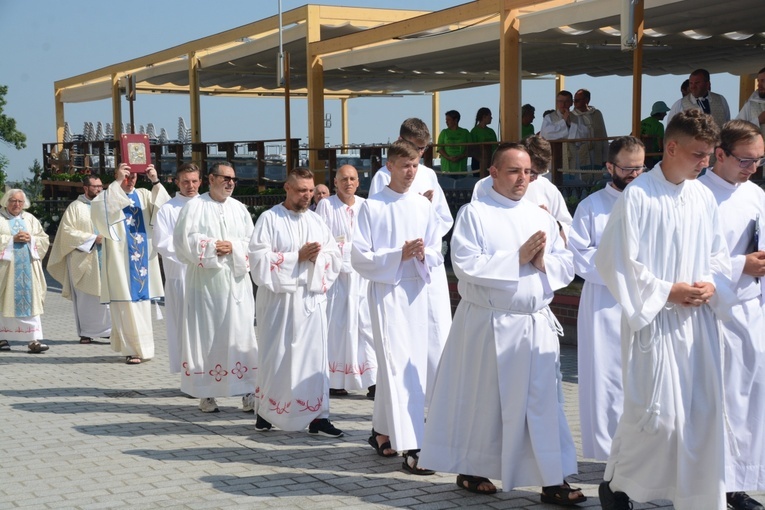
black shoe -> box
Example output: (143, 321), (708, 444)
(255, 414), (272, 432)
(599, 481), (632, 510)
(366, 384), (376, 400)
(308, 418), (344, 437)
(728, 492), (765, 510)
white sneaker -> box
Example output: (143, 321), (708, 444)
(199, 397), (219, 413)
(242, 393), (256, 413)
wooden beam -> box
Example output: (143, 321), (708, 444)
(631, 0), (644, 137)
(55, 89), (65, 145)
(432, 92), (440, 144)
(739, 73), (756, 110)
(306, 5), (326, 177)
(312, 0), (542, 57)
(189, 52), (202, 165)
(111, 74), (123, 143)
(341, 98), (349, 148)
(499, 3), (521, 142)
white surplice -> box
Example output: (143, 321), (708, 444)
(472, 175), (573, 238)
(699, 169), (765, 492)
(315, 195), (376, 390)
(91, 181), (169, 359)
(594, 165), (733, 510)
(154, 193), (196, 373)
(370, 165), (453, 402)
(173, 193), (258, 399)
(249, 205), (341, 430)
(567, 184), (623, 461)
(0, 210), (49, 341)
(351, 186), (443, 452)
(419, 188), (577, 489)
(47, 195), (111, 338)
(540, 111), (590, 170)
(736, 91), (765, 138)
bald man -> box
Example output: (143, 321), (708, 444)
(316, 165), (377, 397)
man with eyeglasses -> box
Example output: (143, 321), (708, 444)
(92, 163), (169, 365)
(173, 162), (258, 414)
(48, 175), (111, 345)
(699, 120), (765, 510)
(152, 163), (201, 377)
(250, 167), (343, 437)
(568, 137), (645, 464)
(736, 66), (765, 139)
(369, 118), (453, 406)
(595, 109), (734, 510)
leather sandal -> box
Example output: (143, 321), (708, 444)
(540, 481), (587, 506)
(368, 429), (397, 457)
(456, 474), (497, 495)
(125, 356), (142, 365)
(401, 450), (435, 476)
(0, 340), (10, 351)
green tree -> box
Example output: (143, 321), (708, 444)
(0, 85), (27, 150)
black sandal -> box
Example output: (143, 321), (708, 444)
(540, 481), (586, 506)
(456, 474), (497, 495)
(0, 340), (10, 351)
(367, 429), (397, 457)
(27, 341), (49, 354)
(125, 356), (142, 365)
(401, 450), (435, 476)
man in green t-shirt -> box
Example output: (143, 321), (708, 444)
(640, 101), (670, 168)
(437, 110), (472, 173)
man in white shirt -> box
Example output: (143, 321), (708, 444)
(669, 68), (730, 129)
(736, 66), (765, 138)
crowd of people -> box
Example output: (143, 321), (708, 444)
(1, 66), (765, 510)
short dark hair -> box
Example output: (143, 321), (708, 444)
(176, 162), (200, 179)
(690, 69), (711, 82)
(557, 90), (573, 101)
(523, 134), (552, 171)
(758, 67), (765, 76)
(665, 109), (720, 146)
(445, 110), (461, 122)
(521, 104), (535, 116)
(491, 142), (528, 166)
(575, 89), (591, 102)
(387, 139), (420, 162)
(719, 119), (762, 155)
(82, 174), (98, 186)
(399, 118), (431, 143)
(287, 167), (314, 183)
(208, 161), (234, 177)
(608, 136), (645, 162)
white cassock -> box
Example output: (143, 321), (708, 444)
(370, 165), (453, 403)
(47, 195), (111, 339)
(419, 188), (577, 489)
(567, 184), (623, 461)
(540, 112), (590, 170)
(736, 91), (765, 138)
(0, 210), (49, 340)
(315, 195), (376, 390)
(699, 170), (765, 492)
(571, 106), (609, 168)
(153, 193), (197, 373)
(472, 175), (573, 239)
(352, 187), (443, 452)
(594, 165), (733, 510)
(249, 205), (342, 430)
(173, 193), (258, 399)
(91, 181), (169, 359)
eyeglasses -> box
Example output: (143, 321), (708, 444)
(610, 163), (646, 174)
(212, 174), (238, 184)
(87, 184), (103, 189)
(725, 151), (765, 169)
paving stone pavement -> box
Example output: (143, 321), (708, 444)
(1, 274), (759, 509)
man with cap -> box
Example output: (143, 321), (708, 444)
(640, 101), (671, 169)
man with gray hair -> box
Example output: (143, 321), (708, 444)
(48, 175), (111, 344)
(0, 189), (50, 353)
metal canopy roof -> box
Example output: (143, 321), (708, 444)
(56, 0), (765, 105)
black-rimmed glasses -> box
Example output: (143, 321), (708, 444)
(610, 163), (646, 174)
(725, 151), (765, 169)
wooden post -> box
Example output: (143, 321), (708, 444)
(631, 0), (645, 137)
(499, 3), (521, 142)
(188, 51), (203, 166)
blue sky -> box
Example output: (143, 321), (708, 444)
(0, 0), (743, 182)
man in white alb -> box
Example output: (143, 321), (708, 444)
(153, 163), (200, 374)
(699, 119), (765, 510)
(47, 175), (111, 344)
(316, 164), (376, 397)
(736, 66), (765, 139)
